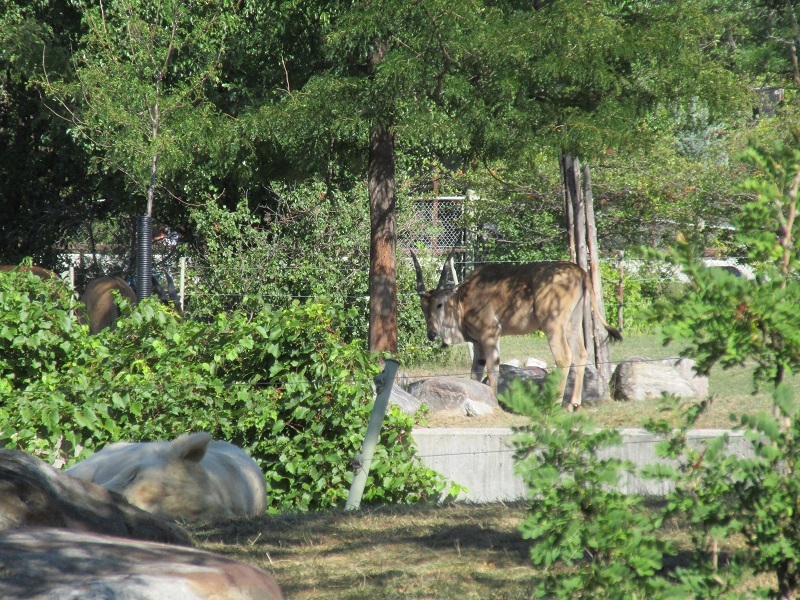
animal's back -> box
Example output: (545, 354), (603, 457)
(459, 261), (585, 334)
(81, 276), (138, 334)
(66, 436), (267, 518)
(202, 441), (268, 515)
(65, 440), (169, 484)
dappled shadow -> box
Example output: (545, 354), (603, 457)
(188, 502), (537, 598)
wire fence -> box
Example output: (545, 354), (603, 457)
(8, 354), (687, 396)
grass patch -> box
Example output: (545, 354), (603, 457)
(409, 332), (800, 430)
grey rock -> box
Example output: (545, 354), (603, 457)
(525, 357), (548, 369)
(389, 384), (423, 416)
(408, 376), (498, 413)
(611, 357), (709, 401)
(497, 364), (548, 397)
(461, 399), (495, 417)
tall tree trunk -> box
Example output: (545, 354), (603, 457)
(561, 153), (577, 263)
(563, 154), (594, 364)
(368, 123), (398, 354)
(583, 163), (612, 384)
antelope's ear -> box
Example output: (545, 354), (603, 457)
(410, 250), (427, 295)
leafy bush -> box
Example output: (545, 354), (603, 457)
(0, 272), (447, 510)
(503, 378), (677, 599)
(0, 268), (86, 388)
(505, 131), (800, 599)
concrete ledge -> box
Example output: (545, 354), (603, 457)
(411, 428), (752, 502)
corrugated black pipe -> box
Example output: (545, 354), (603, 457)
(136, 215), (153, 301)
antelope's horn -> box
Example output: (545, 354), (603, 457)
(437, 252), (455, 290)
(409, 250), (427, 294)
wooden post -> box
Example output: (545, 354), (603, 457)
(561, 153), (577, 263)
(617, 251), (625, 332)
(583, 164), (610, 384)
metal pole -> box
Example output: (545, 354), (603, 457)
(345, 358), (400, 511)
(179, 256), (186, 312)
(136, 215), (153, 301)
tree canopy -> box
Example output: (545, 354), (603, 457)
(0, 0), (792, 339)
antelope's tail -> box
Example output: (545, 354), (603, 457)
(583, 269), (623, 342)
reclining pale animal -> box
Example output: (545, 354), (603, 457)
(66, 432), (267, 521)
(411, 251), (622, 411)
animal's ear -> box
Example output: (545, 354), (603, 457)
(172, 432), (213, 463)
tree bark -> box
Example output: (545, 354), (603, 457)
(583, 163), (611, 384)
(368, 124), (398, 354)
(563, 154), (594, 365)
(561, 153), (577, 263)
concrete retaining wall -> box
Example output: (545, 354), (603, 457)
(411, 428), (753, 502)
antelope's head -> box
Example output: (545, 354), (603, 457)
(410, 250), (464, 346)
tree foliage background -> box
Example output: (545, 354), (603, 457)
(0, 0), (796, 343)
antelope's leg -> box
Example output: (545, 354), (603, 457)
(545, 326), (574, 409)
(569, 333), (588, 412)
(471, 343), (487, 383)
(481, 335), (501, 395)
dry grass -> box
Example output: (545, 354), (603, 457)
(188, 502), (773, 599)
(189, 503), (540, 599)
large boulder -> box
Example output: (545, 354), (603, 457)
(407, 376), (498, 415)
(0, 449), (189, 545)
(611, 357), (709, 401)
(497, 363), (548, 397)
(499, 362), (611, 405)
(0, 527), (283, 599)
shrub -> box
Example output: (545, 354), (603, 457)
(503, 378), (677, 599)
(0, 274), (447, 510)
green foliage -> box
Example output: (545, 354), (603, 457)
(185, 187), (436, 363)
(39, 0), (241, 220)
(640, 129), (800, 598)
(504, 378), (677, 599)
(0, 268), (86, 387)
(507, 126), (800, 598)
(0, 272), (446, 511)
(644, 386), (800, 599)
(651, 133), (800, 387)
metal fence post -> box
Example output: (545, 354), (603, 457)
(179, 256), (186, 312)
(345, 358), (400, 511)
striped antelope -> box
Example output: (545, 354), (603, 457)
(410, 251), (621, 411)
